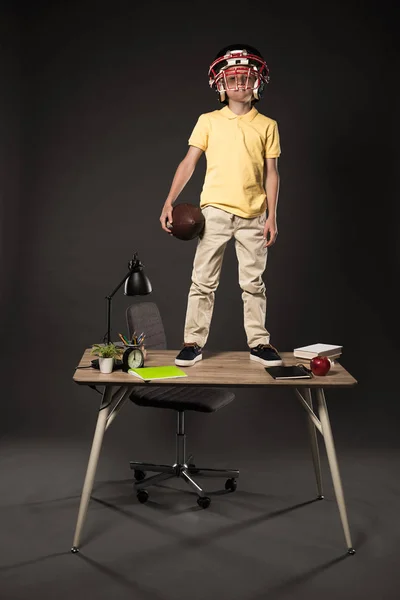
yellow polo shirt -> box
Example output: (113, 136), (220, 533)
(188, 106), (281, 218)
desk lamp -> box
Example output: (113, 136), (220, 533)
(104, 252), (152, 344)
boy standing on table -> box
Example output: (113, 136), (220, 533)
(160, 44), (283, 368)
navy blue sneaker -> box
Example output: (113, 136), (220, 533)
(175, 343), (203, 367)
(250, 344), (283, 367)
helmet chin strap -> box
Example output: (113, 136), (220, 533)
(218, 91), (257, 102)
(218, 86), (260, 104)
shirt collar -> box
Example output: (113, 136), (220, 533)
(220, 106), (258, 122)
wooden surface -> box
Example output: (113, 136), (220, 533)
(73, 349), (357, 388)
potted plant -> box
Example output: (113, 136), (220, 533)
(91, 343), (122, 374)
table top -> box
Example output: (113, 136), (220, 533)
(73, 349), (357, 388)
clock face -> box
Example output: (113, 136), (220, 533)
(124, 347), (144, 370)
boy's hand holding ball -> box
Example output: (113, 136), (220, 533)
(160, 201), (174, 234)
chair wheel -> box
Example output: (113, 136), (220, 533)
(137, 489), (149, 504)
(225, 478), (237, 492)
(197, 496), (211, 509)
(134, 469), (146, 481)
(188, 462), (199, 474)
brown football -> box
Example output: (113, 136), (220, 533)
(169, 203), (205, 241)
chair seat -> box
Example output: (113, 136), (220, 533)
(129, 386), (235, 413)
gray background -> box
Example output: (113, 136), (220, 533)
(2, 1), (399, 441)
(1, 2), (400, 599)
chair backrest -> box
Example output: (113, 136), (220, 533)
(125, 302), (167, 350)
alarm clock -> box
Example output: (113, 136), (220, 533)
(122, 345), (145, 372)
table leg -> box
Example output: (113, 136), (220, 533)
(316, 388), (355, 555)
(71, 386), (114, 553)
(305, 388), (324, 499)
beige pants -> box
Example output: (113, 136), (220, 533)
(184, 205), (270, 348)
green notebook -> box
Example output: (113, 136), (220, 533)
(128, 365), (188, 381)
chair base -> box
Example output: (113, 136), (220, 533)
(130, 458), (239, 504)
(129, 412), (239, 507)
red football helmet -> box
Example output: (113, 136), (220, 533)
(208, 44), (270, 104)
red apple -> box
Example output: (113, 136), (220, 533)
(310, 356), (331, 376)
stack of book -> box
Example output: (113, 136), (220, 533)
(293, 343), (342, 360)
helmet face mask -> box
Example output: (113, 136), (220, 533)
(216, 66), (259, 93)
(208, 46), (270, 105)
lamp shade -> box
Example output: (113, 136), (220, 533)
(124, 268), (152, 296)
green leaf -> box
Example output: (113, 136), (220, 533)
(90, 343), (122, 358)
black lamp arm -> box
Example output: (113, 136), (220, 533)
(106, 269), (133, 302)
(105, 253), (142, 344)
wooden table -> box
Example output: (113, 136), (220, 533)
(71, 349), (357, 555)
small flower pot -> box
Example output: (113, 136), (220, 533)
(99, 357), (114, 373)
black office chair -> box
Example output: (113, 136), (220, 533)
(126, 301), (239, 508)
